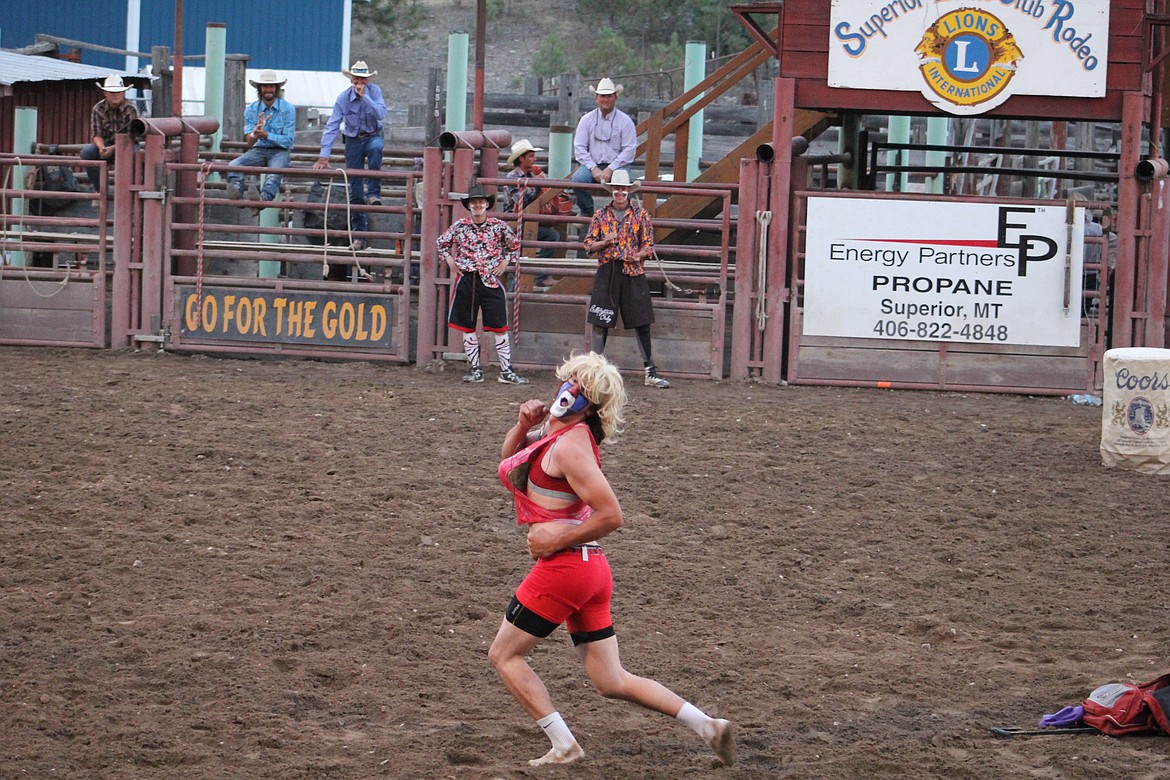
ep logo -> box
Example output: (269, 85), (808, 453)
(997, 207), (1058, 277)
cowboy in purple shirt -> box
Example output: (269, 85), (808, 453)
(571, 78), (637, 218)
(314, 61), (388, 246)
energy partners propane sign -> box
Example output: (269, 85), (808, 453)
(802, 197), (1084, 347)
(828, 1), (1109, 115)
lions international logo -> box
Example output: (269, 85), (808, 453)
(915, 8), (1023, 115)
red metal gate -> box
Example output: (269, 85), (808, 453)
(116, 117), (416, 363)
(0, 153), (112, 347)
(414, 143), (737, 381)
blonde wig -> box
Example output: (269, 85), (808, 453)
(555, 352), (626, 443)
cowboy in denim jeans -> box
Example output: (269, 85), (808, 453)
(227, 70), (296, 203)
(79, 75), (139, 192)
(314, 61), (387, 244)
(571, 78), (637, 217)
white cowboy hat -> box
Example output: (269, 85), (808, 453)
(589, 77), (624, 96)
(507, 139), (543, 167)
(97, 75), (130, 93)
(343, 61), (377, 79)
(602, 169), (640, 192)
(248, 69), (287, 88)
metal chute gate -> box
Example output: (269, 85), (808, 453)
(415, 139), (737, 380)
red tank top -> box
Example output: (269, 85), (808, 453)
(498, 422), (601, 525)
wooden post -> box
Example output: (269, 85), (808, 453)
(426, 67), (443, 143)
(111, 131), (139, 347)
(417, 146), (445, 363)
(731, 158), (764, 379)
(152, 46), (173, 119)
(223, 54), (249, 143)
(1148, 179), (1170, 347)
(757, 78), (774, 131)
(1075, 121), (1093, 189)
(138, 133), (167, 348)
(473, 0), (486, 130)
(173, 0), (185, 118)
(837, 113), (860, 190)
(553, 72), (579, 127)
(1114, 92), (1143, 348)
(643, 113), (663, 213)
(762, 77), (795, 384)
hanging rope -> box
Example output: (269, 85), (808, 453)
(320, 167), (372, 281)
(634, 188), (682, 295)
(193, 161), (216, 328)
(0, 159), (15, 267)
(1, 157), (74, 298)
(512, 177), (527, 334)
(649, 246), (684, 295)
(755, 210), (773, 331)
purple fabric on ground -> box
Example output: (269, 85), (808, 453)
(1039, 705), (1085, 728)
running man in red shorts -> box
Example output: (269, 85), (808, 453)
(489, 352), (734, 766)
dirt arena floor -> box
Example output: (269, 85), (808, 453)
(3, 346), (1168, 779)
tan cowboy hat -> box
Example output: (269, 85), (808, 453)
(589, 77), (624, 96)
(602, 169), (640, 192)
(248, 69), (287, 88)
(507, 139), (543, 167)
(343, 60), (377, 79)
(97, 75), (130, 93)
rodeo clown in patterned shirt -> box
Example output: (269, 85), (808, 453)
(582, 170), (670, 388)
(437, 184), (529, 385)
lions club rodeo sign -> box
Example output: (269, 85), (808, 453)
(802, 196), (1084, 348)
(828, 0), (1109, 115)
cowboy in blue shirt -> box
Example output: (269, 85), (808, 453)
(314, 60), (388, 245)
(227, 70), (296, 203)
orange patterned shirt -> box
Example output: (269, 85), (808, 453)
(583, 204), (654, 276)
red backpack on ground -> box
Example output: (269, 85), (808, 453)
(1081, 673), (1170, 736)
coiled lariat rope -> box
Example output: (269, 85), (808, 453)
(321, 168), (372, 282)
(0, 159), (15, 267)
(194, 161), (215, 327)
(512, 177), (528, 334)
(2, 157), (74, 298)
(755, 210), (773, 331)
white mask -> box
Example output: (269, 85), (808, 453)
(550, 380), (589, 418)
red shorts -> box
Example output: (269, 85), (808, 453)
(515, 549), (613, 635)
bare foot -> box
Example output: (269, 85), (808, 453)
(707, 719), (735, 766)
(528, 741), (585, 766)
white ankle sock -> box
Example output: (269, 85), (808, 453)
(676, 702), (714, 736)
(536, 711), (577, 752)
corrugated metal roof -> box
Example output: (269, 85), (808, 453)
(0, 50), (145, 88)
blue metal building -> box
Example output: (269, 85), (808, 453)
(2, 0), (351, 73)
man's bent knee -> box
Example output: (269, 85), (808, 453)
(589, 671), (629, 700)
